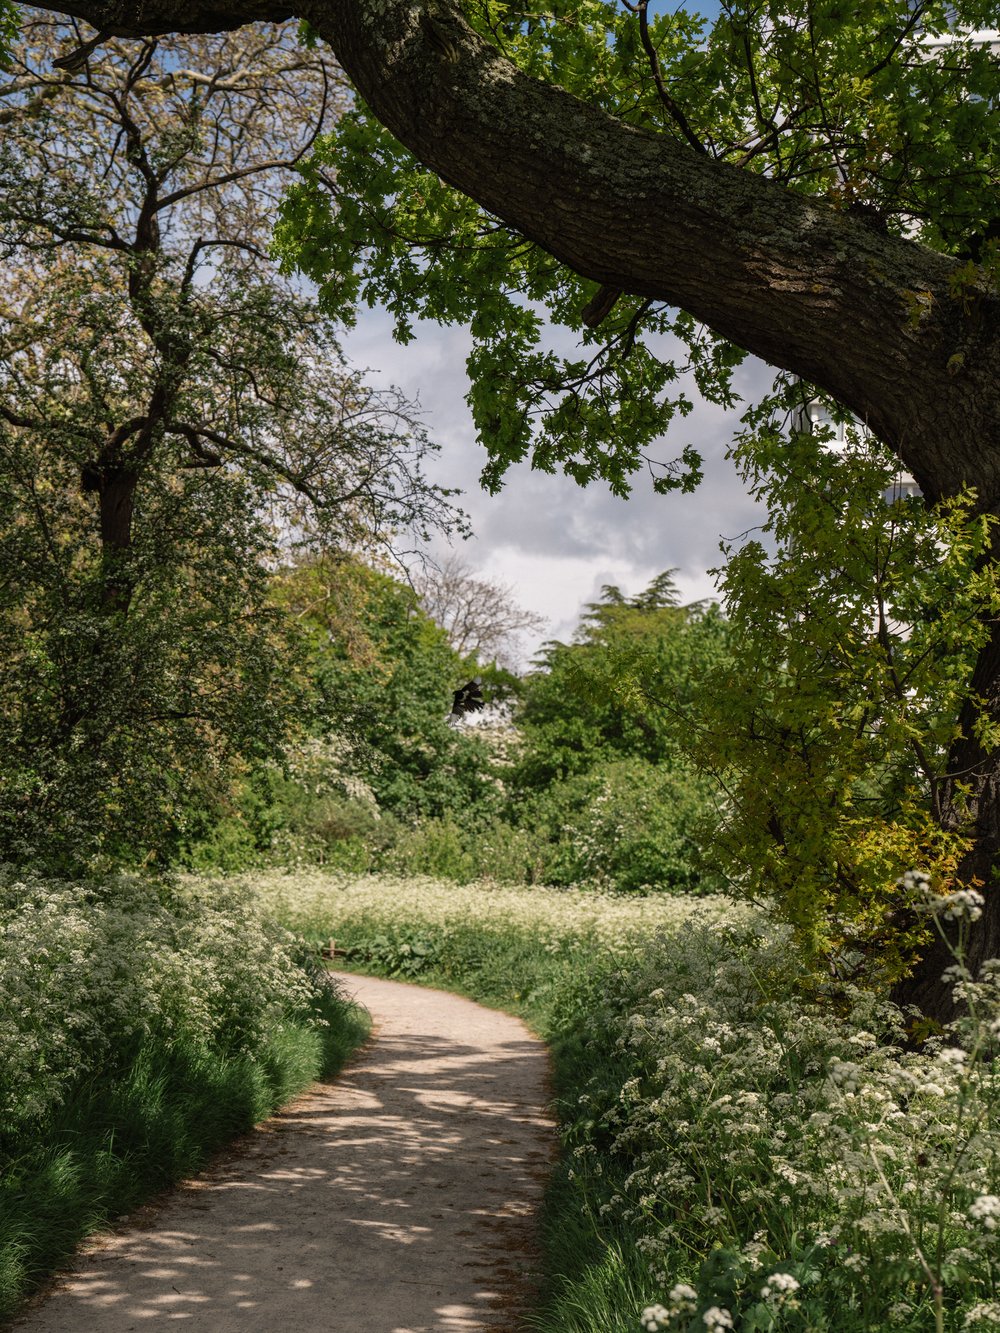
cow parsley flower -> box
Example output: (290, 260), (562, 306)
(702, 1308), (734, 1332)
(970, 1195), (1000, 1230)
(901, 870), (985, 921)
(761, 1272), (801, 1301)
(640, 1304), (670, 1332)
(965, 1302), (1000, 1327)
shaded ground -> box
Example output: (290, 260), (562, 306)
(13, 972), (557, 1332)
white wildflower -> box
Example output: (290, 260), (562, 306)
(668, 1283), (698, 1311)
(702, 1308), (734, 1332)
(937, 1046), (968, 1068)
(970, 1195), (1000, 1230)
(965, 1303), (1000, 1327)
(761, 1272), (800, 1300)
(942, 889), (985, 921)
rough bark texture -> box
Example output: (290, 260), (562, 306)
(26, 0), (1000, 1015)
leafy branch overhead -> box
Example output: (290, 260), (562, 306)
(21, 0), (998, 507)
(271, 0), (1000, 504)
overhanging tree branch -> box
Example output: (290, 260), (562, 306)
(30, 0), (1000, 509)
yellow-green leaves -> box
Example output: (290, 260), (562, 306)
(691, 391), (998, 982)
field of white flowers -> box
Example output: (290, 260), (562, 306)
(575, 917), (1000, 1332)
(1, 869), (334, 1132)
(243, 868), (740, 956)
(251, 870), (1000, 1333)
(0, 866), (366, 1320)
(6, 863), (997, 1331)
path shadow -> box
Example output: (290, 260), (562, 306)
(14, 980), (556, 1333)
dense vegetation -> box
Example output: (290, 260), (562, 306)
(256, 871), (1000, 1333)
(5, 6), (1000, 1330)
(0, 868), (368, 1320)
(183, 563), (729, 900)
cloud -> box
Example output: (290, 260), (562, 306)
(343, 309), (770, 665)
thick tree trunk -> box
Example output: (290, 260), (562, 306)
(97, 467), (138, 614)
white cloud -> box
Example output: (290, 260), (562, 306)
(343, 308), (769, 666)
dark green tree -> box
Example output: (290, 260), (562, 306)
(0, 19), (461, 868)
(512, 574), (729, 893)
(516, 573), (729, 787)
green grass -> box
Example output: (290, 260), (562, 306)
(0, 984), (369, 1323)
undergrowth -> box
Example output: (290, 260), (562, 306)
(0, 868), (369, 1321)
(254, 870), (1000, 1333)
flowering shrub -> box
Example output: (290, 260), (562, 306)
(0, 866), (328, 1137)
(549, 912), (1000, 1331)
(243, 869), (738, 958)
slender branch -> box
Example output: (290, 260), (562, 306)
(620, 0), (709, 156)
(157, 156), (305, 211)
(0, 402), (43, 430)
(167, 420), (325, 504)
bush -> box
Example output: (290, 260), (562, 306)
(0, 869), (322, 1132)
(0, 866), (369, 1319)
(521, 758), (724, 894)
(550, 917), (1000, 1333)
(383, 814), (546, 883)
(178, 735), (397, 873)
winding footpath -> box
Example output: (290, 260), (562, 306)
(14, 973), (557, 1333)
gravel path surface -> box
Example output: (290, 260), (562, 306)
(14, 972), (557, 1333)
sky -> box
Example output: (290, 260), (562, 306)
(342, 311), (772, 666)
(340, 0), (756, 667)
(328, 0), (755, 666)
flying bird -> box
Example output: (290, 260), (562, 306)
(450, 678), (485, 719)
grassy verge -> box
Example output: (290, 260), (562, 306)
(243, 870), (734, 1331)
(0, 869), (369, 1322)
(248, 870), (1000, 1333)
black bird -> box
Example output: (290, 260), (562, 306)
(450, 678), (485, 717)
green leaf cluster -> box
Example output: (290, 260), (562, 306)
(275, 100), (720, 498)
(690, 389), (999, 978)
(275, 0), (1000, 487)
(511, 573), (731, 892)
(0, 2), (17, 68)
(271, 555), (503, 821)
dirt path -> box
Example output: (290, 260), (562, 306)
(14, 973), (557, 1333)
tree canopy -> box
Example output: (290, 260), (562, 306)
(0, 18), (465, 868)
(516, 571), (729, 786)
(32, 0), (990, 508)
(276, 1), (998, 496)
